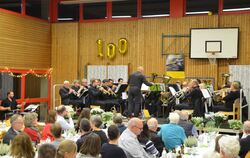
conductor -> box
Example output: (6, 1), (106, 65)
(128, 66), (153, 117)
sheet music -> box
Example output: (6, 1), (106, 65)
(141, 83), (149, 91)
(25, 104), (39, 111)
(169, 87), (177, 95)
(200, 89), (211, 99)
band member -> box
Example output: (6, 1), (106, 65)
(118, 78), (124, 84)
(59, 80), (74, 105)
(185, 80), (205, 117)
(213, 81), (248, 120)
(70, 80), (81, 100)
(108, 79), (117, 91)
(88, 79), (118, 111)
(0, 91), (25, 120)
(128, 66), (153, 117)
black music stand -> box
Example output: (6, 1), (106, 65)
(115, 84), (128, 95)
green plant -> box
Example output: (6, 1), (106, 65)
(101, 112), (113, 125)
(184, 136), (198, 148)
(228, 120), (243, 130)
(214, 113), (228, 127)
(191, 117), (204, 128)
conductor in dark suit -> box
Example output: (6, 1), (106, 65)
(128, 66), (153, 117)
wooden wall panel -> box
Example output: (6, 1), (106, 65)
(52, 13), (250, 91)
(0, 11), (51, 69)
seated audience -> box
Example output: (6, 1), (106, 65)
(101, 125), (127, 158)
(178, 111), (198, 137)
(113, 114), (127, 134)
(239, 120), (250, 158)
(158, 112), (186, 150)
(10, 133), (35, 158)
(42, 110), (57, 141)
(219, 135), (240, 158)
(57, 140), (77, 158)
(50, 123), (64, 149)
(147, 118), (164, 156)
(90, 115), (108, 145)
(38, 143), (57, 158)
(77, 133), (101, 158)
(3, 114), (23, 144)
(23, 112), (41, 144)
(138, 122), (160, 157)
(118, 117), (152, 158)
(76, 108), (91, 131)
(56, 105), (74, 131)
(76, 118), (92, 152)
(202, 151), (220, 158)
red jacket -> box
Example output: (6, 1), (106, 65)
(23, 127), (41, 143)
(41, 123), (54, 141)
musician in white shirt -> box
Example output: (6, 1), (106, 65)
(56, 105), (74, 131)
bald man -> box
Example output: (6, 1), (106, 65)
(128, 66), (153, 117)
(118, 118), (151, 158)
(59, 81), (74, 105)
(239, 120), (250, 158)
(147, 118), (164, 156)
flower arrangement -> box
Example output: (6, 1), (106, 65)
(101, 112), (114, 125)
(228, 119), (243, 130)
(0, 144), (10, 156)
(90, 108), (105, 116)
(184, 136), (198, 148)
(214, 113), (228, 127)
(191, 117), (204, 128)
(65, 105), (76, 118)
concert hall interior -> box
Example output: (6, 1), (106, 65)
(0, 0), (250, 158)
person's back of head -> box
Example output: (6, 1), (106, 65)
(219, 135), (240, 158)
(38, 143), (56, 158)
(46, 110), (57, 124)
(10, 132), (35, 158)
(169, 112), (180, 124)
(179, 111), (189, 121)
(113, 114), (123, 125)
(243, 120), (250, 134)
(108, 125), (120, 141)
(80, 118), (91, 133)
(56, 105), (66, 115)
(57, 140), (77, 158)
(50, 123), (62, 139)
(147, 118), (158, 132)
(90, 115), (103, 129)
(79, 133), (101, 157)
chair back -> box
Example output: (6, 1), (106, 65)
(233, 98), (240, 119)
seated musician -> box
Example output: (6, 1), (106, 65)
(59, 80), (74, 105)
(174, 81), (192, 110)
(185, 80), (205, 117)
(118, 78), (124, 84)
(69, 80), (84, 107)
(108, 79), (117, 91)
(79, 78), (89, 106)
(88, 79), (118, 111)
(0, 91), (25, 120)
(213, 81), (248, 120)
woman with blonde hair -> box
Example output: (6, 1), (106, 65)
(57, 140), (77, 158)
(23, 112), (41, 144)
(10, 132), (35, 158)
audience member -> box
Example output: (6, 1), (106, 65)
(10, 133), (35, 158)
(77, 133), (101, 158)
(215, 134), (224, 153)
(56, 105), (74, 131)
(219, 135), (240, 158)
(76, 108), (91, 131)
(158, 112), (186, 150)
(56, 140), (77, 158)
(118, 117), (152, 158)
(137, 122), (159, 157)
(76, 118), (92, 152)
(38, 143), (57, 158)
(202, 151), (220, 158)
(3, 114), (23, 144)
(178, 111), (198, 137)
(42, 110), (57, 141)
(101, 125), (127, 158)
(113, 114), (127, 134)
(23, 112), (41, 144)
(50, 123), (64, 149)
(90, 115), (108, 145)
(239, 120), (250, 158)
(147, 118), (164, 156)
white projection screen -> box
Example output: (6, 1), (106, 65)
(190, 28), (239, 59)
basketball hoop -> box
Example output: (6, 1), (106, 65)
(207, 51), (218, 65)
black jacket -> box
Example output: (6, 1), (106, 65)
(128, 71), (152, 89)
(148, 130), (164, 157)
(59, 86), (70, 105)
(239, 135), (250, 158)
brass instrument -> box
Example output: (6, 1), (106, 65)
(97, 85), (117, 97)
(212, 88), (230, 102)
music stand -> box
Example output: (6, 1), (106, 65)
(115, 84), (128, 94)
(200, 89), (212, 113)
